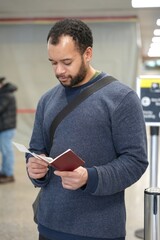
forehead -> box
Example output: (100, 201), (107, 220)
(47, 35), (80, 60)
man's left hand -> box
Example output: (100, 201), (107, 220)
(54, 166), (88, 190)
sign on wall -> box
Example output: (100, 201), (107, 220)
(137, 76), (160, 126)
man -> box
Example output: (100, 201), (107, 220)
(0, 77), (17, 183)
(26, 19), (148, 240)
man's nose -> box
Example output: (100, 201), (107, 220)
(55, 64), (65, 75)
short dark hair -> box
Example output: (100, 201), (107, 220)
(47, 18), (93, 54)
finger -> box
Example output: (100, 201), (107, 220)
(28, 166), (49, 179)
(27, 159), (49, 169)
(61, 181), (77, 190)
(29, 172), (47, 179)
(33, 159), (49, 167)
(54, 170), (75, 177)
(28, 166), (48, 174)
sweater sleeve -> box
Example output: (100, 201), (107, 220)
(81, 167), (98, 193)
(92, 91), (148, 196)
(28, 97), (50, 156)
(25, 97), (51, 187)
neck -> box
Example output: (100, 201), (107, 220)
(76, 66), (97, 87)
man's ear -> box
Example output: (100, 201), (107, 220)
(84, 47), (93, 62)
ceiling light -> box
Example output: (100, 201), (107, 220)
(156, 60), (160, 66)
(144, 59), (160, 68)
(132, 0), (160, 8)
(145, 60), (156, 67)
(152, 37), (160, 43)
(149, 47), (160, 57)
(157, 19), (160, 26)
(154, 29), (160, 36)
(150, 42), (160, 48)
(148, 50), (160, 57)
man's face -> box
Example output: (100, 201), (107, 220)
(47, 35), (90, 87)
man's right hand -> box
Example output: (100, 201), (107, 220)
(27, 157), (49, 179)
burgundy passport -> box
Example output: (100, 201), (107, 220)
(47, 149), (85, 171)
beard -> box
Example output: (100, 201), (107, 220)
(57, 58), (88, 87)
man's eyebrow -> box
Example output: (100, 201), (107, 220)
(48, 58), (72, 62)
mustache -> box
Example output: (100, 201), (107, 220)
(56, 74), (68, 78)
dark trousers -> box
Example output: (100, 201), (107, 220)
(39, 234), (125, 240)
(39, 234), (51, 240)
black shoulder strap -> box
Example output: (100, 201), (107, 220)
(50, 75), (117, 146)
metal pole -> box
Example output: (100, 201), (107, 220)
(144, 188), (160, 240)
(135, 126), (159, 239)
(150, 126), (159, 187)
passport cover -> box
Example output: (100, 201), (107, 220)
(49, 149), (85, 171)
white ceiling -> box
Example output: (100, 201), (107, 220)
(0, 0), (159, 58)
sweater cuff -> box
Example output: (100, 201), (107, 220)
(82, 167), (98, 193)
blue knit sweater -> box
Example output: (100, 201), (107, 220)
(27, 73), (148, 240)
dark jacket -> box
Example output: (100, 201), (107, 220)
(0, 82), (17, 132)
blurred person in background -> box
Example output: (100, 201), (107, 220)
(0, 77), (17, 184)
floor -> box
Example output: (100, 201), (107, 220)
(0, 142), (159, 240)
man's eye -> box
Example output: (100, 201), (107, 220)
(51, 62), (56, 65)
(64, 61), (72, 66)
